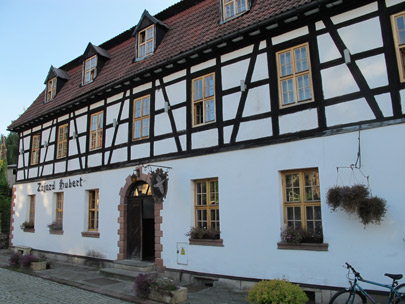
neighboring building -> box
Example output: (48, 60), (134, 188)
(8, 0), (405, 301)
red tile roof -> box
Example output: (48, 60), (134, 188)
(9, 0), (319, 131)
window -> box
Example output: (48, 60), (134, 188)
(56, 124), (68, 159)
(55, 192), (63, 228)
(192, 73), (215, 126)
(90, 111), (103, 151)
(31, 134), (40, 165)
(46, 77), (57, 102)
(88, 190), (99, 231)
(392, 11), (405, 82)
(277, 43), (313, 107)
(133, 95), (150, 140)
(29, 195), (35, 227)
(223, 0), (248, 21)
(282, 169), (322, 234)
(138, 25), (154, 59)
(194, 178), (219, 230)
(83, 55), (97, 84)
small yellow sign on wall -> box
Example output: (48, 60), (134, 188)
(181, 248), (185, 255)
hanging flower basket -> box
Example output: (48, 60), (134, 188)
(326, 184), (387, 226)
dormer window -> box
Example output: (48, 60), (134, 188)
(133, 10), (169, 61)
(44, 66), (69, 103)
(138, 25), (154, 59)
(81, 43), (110, 86)
(46, 77), (57, 102)
(84, 55), (97, 84)
(223, 0), (248, 21)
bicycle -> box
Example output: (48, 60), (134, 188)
(329, 262), (405, 304)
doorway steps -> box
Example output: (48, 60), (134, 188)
(99, 259), (156, 281)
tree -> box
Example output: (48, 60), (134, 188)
(0, 159), (10, 235)
(6, 132), (18, 165)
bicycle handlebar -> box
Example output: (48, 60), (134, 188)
(345, 262), (363, 280)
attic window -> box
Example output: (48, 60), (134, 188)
(223, 0), (248, 21)
(46, 77), (57, 102)
(138, 25), (154, 59)
(84, 55), (97, 84)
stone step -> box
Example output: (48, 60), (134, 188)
(99, 267), (157, 281)
(113, 259), (155, 272)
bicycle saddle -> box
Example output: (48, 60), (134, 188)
(385, 273), (403, 280)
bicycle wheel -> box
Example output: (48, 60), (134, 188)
(394, 284), (405, 303)
(329, 290), (366, 304)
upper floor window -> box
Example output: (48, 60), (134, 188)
(281, 169), (322, 240)
(192, 73), (215, 126)
(46, 77), (57, 102)
(138, 25), (154, 59)
(392, 11), (405, 82)
(90, 111), (103, 151)
(56, 124), (68, 159)
(31, 134), (40, 165)
(83, 55), (97, 84)
(276, 43), (313, 107)
(223, 0), (248, 21)
(133, 95), (150, 140)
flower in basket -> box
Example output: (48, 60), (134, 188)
(185, 226), (220, 240)
(47, 221), (63, 231)
(281, 226), (304, 244)
(20, 221), (34, 230)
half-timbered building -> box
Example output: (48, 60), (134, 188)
(8, 0), (405, 301)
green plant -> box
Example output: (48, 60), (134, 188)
(134, 274), (152, 299)
(20, 221), (34, 230)
(47, 221), (63, 231)
(281, 226), (304, 244)
(326, 184), (387, 226)
(150, 278), (178, 294)
(185, 226), (220, 239)
(248, 279), (309, 304)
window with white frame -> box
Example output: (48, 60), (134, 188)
(133, 95), (150, 140)
(56, 124), (68, 159)
(281, 169), (322, 239)
(276, 43), (314, 107)
(90, 111), (103, 151)
(392, 11), (405, 82)
(194, 178), (219, 231)
(138, 25), (154, 59)
(83, 55), (97, 84)
(46, 77), (57, 102)
(192, 73), (215, 126)
(222, 0), (248, 21)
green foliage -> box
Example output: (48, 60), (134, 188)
(185, 227), (220, 239)
(326, 184), (387, 226)
(6, 132), (18, 165)
(0, 159), (11, 234)
(150, 278), (177, 293)
(248, 279), (309, 304)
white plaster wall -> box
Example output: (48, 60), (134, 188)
(172, 108), (187, 132)
(42, 164), (53, 176)
(251, 53), (269, 82)
(121, 100), (129, 120)
(69, 139), (78, 156)
(221, 59), (250, 91)
(155, 138), (178, 156)
(68, 158), (81, 171)
(54, 161), (66, 174)
(90, 100), (104, 111)
(356, 54), (388, 89)
(131, 143), (150, 160)
(331, 3), (377, 25)
(12, 171), (124, 259)
(76, 116), (87, 134)
(272, 26), (309, 45)
(317, 33), (340, 63)
(191, 59), (216, 74)
(110, 147), (127, 164)
(279, 109), (318, 134)
(115, 123), (129, 145)
(322, 64), (359, 99)
(236, 117), (272, 142)
(243, 85), (271, 117)
(107, 92), (123, 104)
(155, 113), (172, 137)
(166, 80), (187, 106)
(221, 45), (253, 63)
(106, 103), (120, 125)
(375, 93), (393, 117)
(159, 123), (405, 289)
(400, 89), (405, 111)
(192, 129), (218, 149)
(223, 92), (241, 121)
(87, 153), (102, 168)
(326, 98), (375, 126)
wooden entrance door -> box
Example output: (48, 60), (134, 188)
(127, 182), (155, 260)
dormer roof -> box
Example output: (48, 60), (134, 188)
(132, 9), (170, 37)
(44, 66), (69, 84)
(83, 43), (111, 60)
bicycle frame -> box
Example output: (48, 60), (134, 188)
(346, 263), (402, 304)
(351, 277), (399, 304)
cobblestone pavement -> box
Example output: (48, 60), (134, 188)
(0, 268), (131, 304)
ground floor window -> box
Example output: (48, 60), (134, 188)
(194, 178), (219, 231)
(88, 189), (99, 231)
(29, 195), (35, 227)
(281, 169), (323, 242)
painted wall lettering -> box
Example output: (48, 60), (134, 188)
(37, 177), (84, 192)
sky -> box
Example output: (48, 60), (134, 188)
(0, 0), (180, 137)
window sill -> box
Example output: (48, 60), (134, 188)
(23, 228), (35, 233)
(49, 230), (64, 235)
(81, 231), (100, 238)
(277, 242), (328, 251)
(189, 238), (223, 246)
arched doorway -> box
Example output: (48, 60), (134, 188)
(126, 181), (155, 261)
